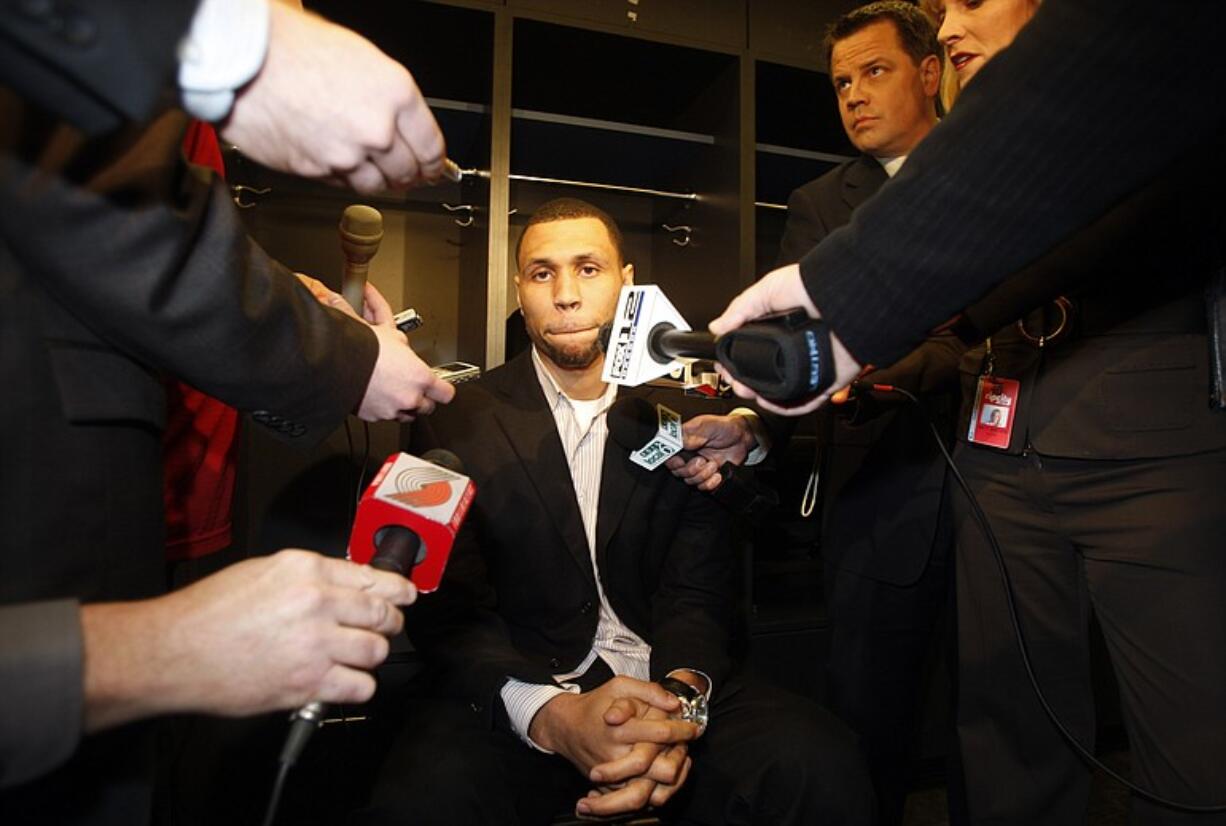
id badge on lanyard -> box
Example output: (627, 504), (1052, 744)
(967, 338), (1020, 449)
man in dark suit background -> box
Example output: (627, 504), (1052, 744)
(774, 5), (960, 823)
(355, 198), (874, 825)
(778, 2), (939, 265)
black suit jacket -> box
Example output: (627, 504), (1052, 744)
(952, 167), (1226, 459)
(853, 155), (1226, 461)
(406, 352), (735, 720)
(797, 0), (1226, 368)
(0, 98), (376, 816)
(0, 0), (195, 135)
(777, 155), (887, 267)
(778, 156), (954, 587)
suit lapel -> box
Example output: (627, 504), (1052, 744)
(594, 386), (656, 566)
(841, 154), (889, 213)
(490, 354), (596, 586)
(595, 387), (652, 558)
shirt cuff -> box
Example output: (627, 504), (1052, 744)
(0, 600), (84, 790)
(499, 678), (578, 753)
(728, 408), (770, 466)
(178, 0), (271, 122)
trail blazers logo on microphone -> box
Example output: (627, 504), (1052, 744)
(349, 452), (476, 593)
(389, 466), (462, 508)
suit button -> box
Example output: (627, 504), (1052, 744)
(469, 702), (482, 713)
(580, 601), (594, 614)
(289, 424), (306, 438)
(61, 12), (95, 46)
(549, 657), (561, 669)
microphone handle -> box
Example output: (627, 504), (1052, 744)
(370, 525), (424, 575)
(284, 525), (421, 766)
(340, 259), (370, 316)
(674, 448), (780, 521)
(651, 326), (718, 362)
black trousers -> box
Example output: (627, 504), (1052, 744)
(351, 675), (875, 826)
(952, 445), (1226, 825)
(824, 537), (964, 826)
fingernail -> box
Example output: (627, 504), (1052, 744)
(590, 770), (603, 782)
(576, 802), (591, 814)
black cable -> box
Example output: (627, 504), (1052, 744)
(260, 759), (292, 826)
(863, 383), (1226, 814)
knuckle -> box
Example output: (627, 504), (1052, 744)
(285, 581), (328, 619)
(363, 632), (390, 666)
(336, 671), (377, 704)
(628, 783), (653, 808)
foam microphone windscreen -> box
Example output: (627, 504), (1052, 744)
(338, 204), (384, 314)
(606, 396), (660, 452)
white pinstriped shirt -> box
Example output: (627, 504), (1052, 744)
(499, 349), (716, 751)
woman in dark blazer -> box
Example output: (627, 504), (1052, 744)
(929, 2), (1226, 823)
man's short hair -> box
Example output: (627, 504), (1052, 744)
(515, 198), (625, 268)
(822, 1), (941, 69)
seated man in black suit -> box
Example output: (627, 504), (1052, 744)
(353, 198), (874, 825)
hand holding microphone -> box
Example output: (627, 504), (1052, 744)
(708, 264), (863, 416)
(79, 550), (417, 735)
(331, 204), (455, 422)
(600, 282), (850, 414)
(339, 204), (384, 316)
(278, 450), (473, 775)
(663, 414), (758, 492)
(607, 397), (778, 521)
(220, 2), (446, 194)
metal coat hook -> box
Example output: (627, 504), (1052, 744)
(442, 203), (475, 227)
(231, 185), (270, 209)
(661, 224), (692, 247)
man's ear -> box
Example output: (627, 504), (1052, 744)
(920, 54), (941, 98)
(622, 263), (635, 286)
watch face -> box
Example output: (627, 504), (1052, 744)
(683, 695), (709, 730)
(661, 677), (708, 732)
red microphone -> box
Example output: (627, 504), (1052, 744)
(348, 449), (475, 592)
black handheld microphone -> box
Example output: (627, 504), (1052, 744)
(714, 309), (835, 402)
(606, 396), (779, 521)
(642, 324), (718, 363)
(600, 308), (835, 403)
(280, 450), (468, 769)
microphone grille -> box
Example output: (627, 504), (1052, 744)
(422, 448), (465, 475)
(606, 396), (659, 451)
(339, 204), (384, 241)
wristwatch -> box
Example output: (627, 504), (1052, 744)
(659, 676), (709, 735)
